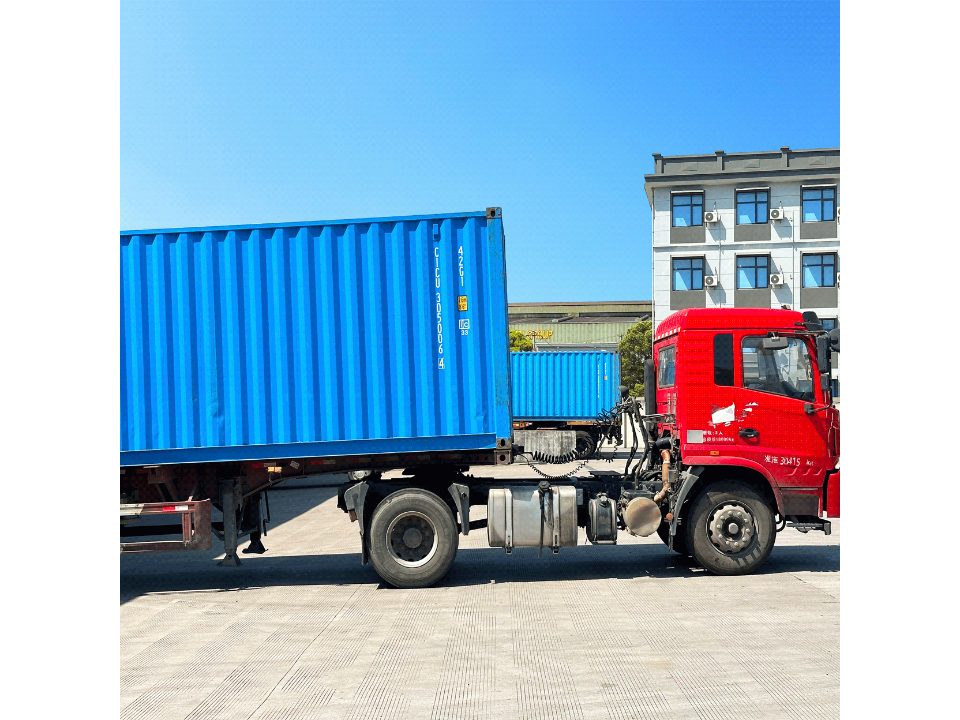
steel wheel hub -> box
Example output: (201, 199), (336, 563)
(706, 503), (755, 554)
(386, 511), (438, 568)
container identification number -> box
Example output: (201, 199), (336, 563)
(435, 247), (444, 369)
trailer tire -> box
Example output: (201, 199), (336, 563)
(367, 488), (459, 588)
(686, 481), (775, 575)
(574, 431), (597, 460)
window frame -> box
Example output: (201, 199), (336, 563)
(801, 252), (838, 288)
(735, 187), (770, 226)
(735, 254), (771, 290)
(713, 333), (735, 387)
(657, 344), (676, 388)
(740, 334), (816, 402)
(671, 255), (705, 291)
(801, 185), (837, 223)
(671, 191), (704, 228)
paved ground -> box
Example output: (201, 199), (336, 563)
(120, 454), (839, 720)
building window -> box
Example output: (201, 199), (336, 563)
(802, 253), (837, 288)
(736, 255), (770, 289)
(802, 187), (836, 222)
(736, 190), (769, 224)
(672, 193), (703, 227)
(672, 257), (704, 291)
(821, 318), (838, 332)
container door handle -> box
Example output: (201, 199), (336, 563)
(738, 428), (759, 439)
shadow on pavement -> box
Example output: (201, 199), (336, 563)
(121, 539), (838, 603)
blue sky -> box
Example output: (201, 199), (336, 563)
(121, 0), (839, 303)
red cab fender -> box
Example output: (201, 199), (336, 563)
(683, 456), (787, 516)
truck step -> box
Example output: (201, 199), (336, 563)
(786, 515), (831, 535)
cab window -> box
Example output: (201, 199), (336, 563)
(657, 345), (676, 388)
(741, 336), (814, 401)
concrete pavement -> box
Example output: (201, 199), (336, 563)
(121, 455), (839, 720)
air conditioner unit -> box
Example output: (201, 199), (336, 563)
(704, 275), (719, 288)
(769, 273), (784, 287)
(704, 210), (720, 224)
(770, 207), (785, 221)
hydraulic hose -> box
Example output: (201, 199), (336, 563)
(653, 449), (672, 502)
(624, 400), (640, 477)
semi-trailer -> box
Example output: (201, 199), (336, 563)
(510, 351), (622, 460)
(120, 208), (840, 587)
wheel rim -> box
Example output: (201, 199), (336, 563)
(386, 511), (438, 568)
(706, 502), (757, 555)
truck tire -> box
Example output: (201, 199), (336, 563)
(367, 488), (459, 588)
(685, 481), (775, 575)
(574, 431), (597, 460)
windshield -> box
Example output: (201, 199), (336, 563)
(742, 336), (815, 401)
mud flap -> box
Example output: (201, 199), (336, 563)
(343, 482), (370, 565)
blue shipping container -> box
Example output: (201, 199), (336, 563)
(510, 351), (621, 421)
(121, 209), (512, 466)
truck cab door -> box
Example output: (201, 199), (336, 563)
(732, 333), (833, 493)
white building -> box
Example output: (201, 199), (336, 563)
(644, 147), (839, 396)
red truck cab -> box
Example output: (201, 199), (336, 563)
(648, 309), (839, 573)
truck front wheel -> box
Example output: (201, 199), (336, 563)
(367, 488), (459, 588)
(686, 481), (775, 575)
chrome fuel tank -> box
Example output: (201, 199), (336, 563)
(487, 485), (578, 552)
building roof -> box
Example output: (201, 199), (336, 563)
(643, 147), (840, 207)
(508, 301), (651, 322)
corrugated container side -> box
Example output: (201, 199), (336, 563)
(510, 351), (620, 421)
(121, 211), (511, 465)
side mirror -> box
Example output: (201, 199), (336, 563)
(828, 328), (839, 352)
(802, 311), (823, 332)
(619, 385), (629, 399)
(816, 335), (832, 373)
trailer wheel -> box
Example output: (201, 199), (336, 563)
(367, 488), (459, 588)
(574, 431), (597, 460)
(686, 481), (775, 575)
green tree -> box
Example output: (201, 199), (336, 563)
(509, 329), (533, 352)
(617, 320), (652, 396)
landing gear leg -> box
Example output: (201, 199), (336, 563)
(218, 478), (242, 567)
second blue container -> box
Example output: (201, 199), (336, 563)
(510, 351), (621, 421)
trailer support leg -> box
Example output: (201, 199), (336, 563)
(218, 478), (242, 567)
(241, 492), (267, 554)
